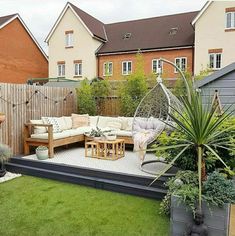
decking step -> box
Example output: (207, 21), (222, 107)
(6, 162), (167, 200)
(9, 157), (168, 189)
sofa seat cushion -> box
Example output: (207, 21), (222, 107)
(115, 130), (132, 137)
(67, 127), (92, 136)
(31, 131), (71, 140)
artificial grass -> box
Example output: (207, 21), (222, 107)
(0, 176), (169, 236)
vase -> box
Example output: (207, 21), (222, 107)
(36, 149), (48, 160)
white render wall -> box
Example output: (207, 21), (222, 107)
(194, 1), (235, 75)
(48, 7), (102, 80)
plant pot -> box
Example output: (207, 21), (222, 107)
(36, 149), (48, 160)
(93, 137), (101, 141)
(0, 162), (6, 177)
(106, 135), (117, 141)
(0, 114), (6, 124)
(170, 195), (230, 236)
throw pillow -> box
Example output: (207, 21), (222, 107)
(62, 116), (73, 130)
(30, 120), (47, 134)
(107, 121), (122, 130)
(42, 117), (62, 133)
(71, 113), (89, 128)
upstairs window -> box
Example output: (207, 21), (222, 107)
(65, 30), (73, 47)
(225, 10), (235, 29)
(122, 61), (132, 75)
(209, 53), (222, 70)
(152, 59), (162, 74)
(74, 60), (82, 76)
(57, 62), (65, 77)
(175, 57), (187, 72)
(103, 62), (113, 76)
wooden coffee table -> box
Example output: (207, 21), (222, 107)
(85, 138), (125, 160)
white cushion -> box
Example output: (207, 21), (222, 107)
(30, 120), (47, 134)
(89, 116), (99, 127)
(31, 131), (70, 140)
(62, 116), (72, 130)
(97, 116), (122, 128)
(115, 130), (132, 137)
(106, 120), (122, 130)
(118, 117), (133, 131)
(42, 117), (62, 133)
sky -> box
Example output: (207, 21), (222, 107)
(0, 0), (207, 53)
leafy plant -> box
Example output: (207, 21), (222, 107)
(203, 171), (235, 207)
(119, 52), (148, 116)
(152, 84), (235, 212)
(76, 79), (96, 115)
(0, 144), (12, 163)
(90, 127), (104, 137)
(160, 171), (198, 215)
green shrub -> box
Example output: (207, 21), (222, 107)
(119, 53), (148, 116)
(76, 79), (96, 115)
(203, 171), (235, 207)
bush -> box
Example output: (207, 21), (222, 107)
(76, 79), (96, 115)
(203, 171), (235, 207)
(119, 53), (148, 116)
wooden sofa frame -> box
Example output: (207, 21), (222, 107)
(24, 123), (133, 158)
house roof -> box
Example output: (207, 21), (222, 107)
(197, 62), (235, 88)
(69, 2), (106, 41)
(45, 2), (107, 43)
(0, 13), (48, 60)
(98, 11), (198, 54)
(0, 14), (17, 28)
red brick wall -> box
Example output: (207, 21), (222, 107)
(0, 18), (48, 84)
(98, 48), (193, 80)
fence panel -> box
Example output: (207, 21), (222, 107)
(0, 83), (77, 155)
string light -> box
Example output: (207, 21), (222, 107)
(0, 90), (74, 108)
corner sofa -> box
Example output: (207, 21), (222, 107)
(24, 114), (134, 158)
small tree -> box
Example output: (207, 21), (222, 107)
(91, 78), (110, 115)
(119, 52), (148, 116)
(76, 79), (96, 115)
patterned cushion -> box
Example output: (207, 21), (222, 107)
(42, 117), (62, 133)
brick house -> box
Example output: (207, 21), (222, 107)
(46, 2), (197, 81)
(0, 14), (48, 84)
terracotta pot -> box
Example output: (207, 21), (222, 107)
(0, 114), (6, 123)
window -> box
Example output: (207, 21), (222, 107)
(209, 53), (222, 70)
(57, 63), (65, 77)
(74, 63), (82, 76)
(103, 62), (113, 76)
(122, 61), (132, 75)
(65, 31), (73, 47)
(175, 57), (187, 72)
(152, 59), (162, 74)
(226, 11), (235, 29)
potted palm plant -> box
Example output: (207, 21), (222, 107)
(151, 86), (235, 235)
(0, 144), (12, 177)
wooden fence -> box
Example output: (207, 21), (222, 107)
(0, 83), (77, 155)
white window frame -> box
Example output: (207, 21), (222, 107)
(65, 32), (73, 47)
(57, 64), (65, 77)
(209, 53), (222, 70)
(103, 62), (113, 76)
(74, 63), (82, 76)
(225, 12), (235, 29)
(152, 59), (162, 74)
(174, 57), (187, 73)
(122, 61), (132, 75)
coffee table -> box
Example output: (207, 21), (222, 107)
(85, 138), (125, 160)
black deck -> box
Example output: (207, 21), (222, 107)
(6, 157), (169, 200)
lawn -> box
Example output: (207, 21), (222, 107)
(0, 176), (169, 236)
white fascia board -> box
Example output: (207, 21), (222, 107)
(192, 1), (213, 25)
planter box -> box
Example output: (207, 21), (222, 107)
(170, 195), (231, 236)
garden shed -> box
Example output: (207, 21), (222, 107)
(197, 62), (235, 110)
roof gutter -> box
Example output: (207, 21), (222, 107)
(97, 45), (194, 56)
